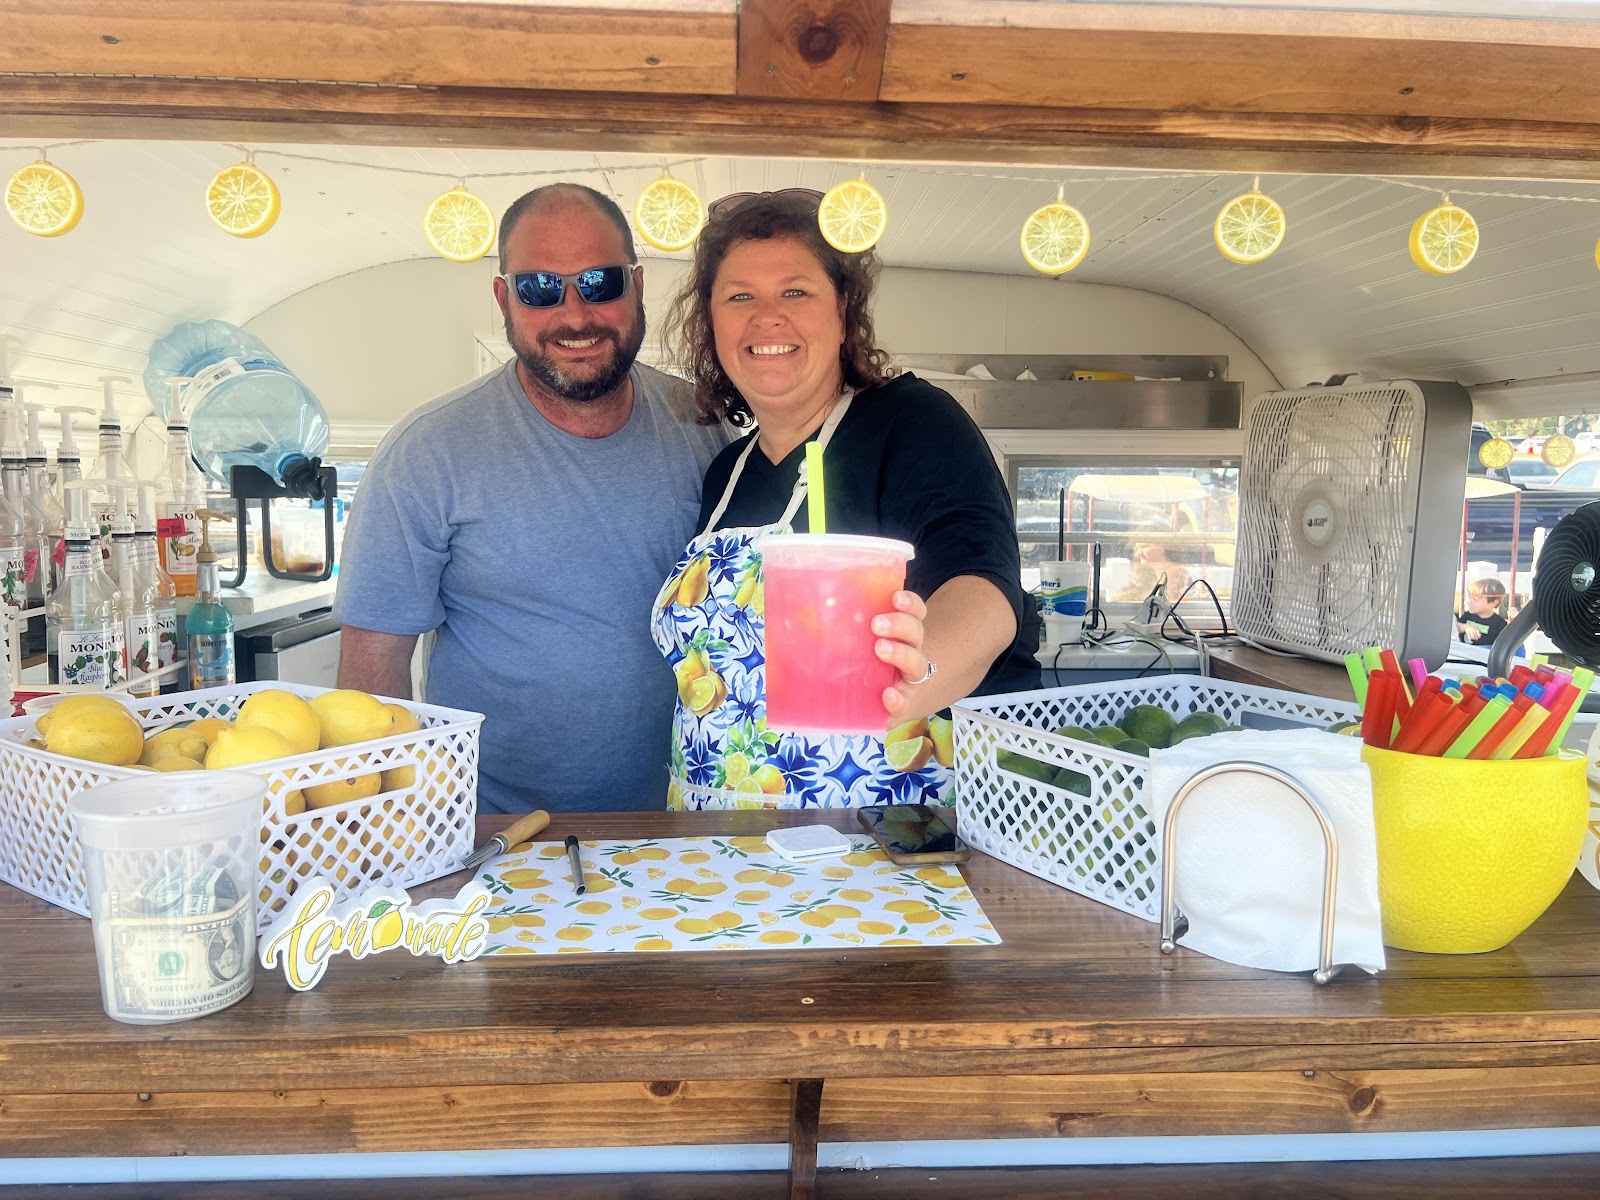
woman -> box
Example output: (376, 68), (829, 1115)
(654, 189), (1040, 809)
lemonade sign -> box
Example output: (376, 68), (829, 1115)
(260, 878), (492, 990)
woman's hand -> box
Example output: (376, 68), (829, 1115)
(873, 589), (932, 721)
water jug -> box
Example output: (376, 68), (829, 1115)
(144, 320), (330, 495)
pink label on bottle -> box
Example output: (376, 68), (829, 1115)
(22, 549), (38, 583)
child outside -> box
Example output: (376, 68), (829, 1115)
(1457, 577), (1509, 644)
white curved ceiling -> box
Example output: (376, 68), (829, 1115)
(3, 138), (1599, 418)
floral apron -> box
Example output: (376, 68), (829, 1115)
(651, 393), (953, 810)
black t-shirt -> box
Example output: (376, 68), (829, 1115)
(698, 372), (1041, 696)
(1457, 607), (1508, 644)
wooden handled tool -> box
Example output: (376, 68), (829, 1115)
(461, 809), (551, 870)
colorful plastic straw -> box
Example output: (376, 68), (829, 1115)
(805, 442), (827, 534)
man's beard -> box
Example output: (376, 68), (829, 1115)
(507, 302), (646, 404)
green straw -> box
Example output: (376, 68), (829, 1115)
(1344, 652), (1369, 707)
(805, 442), (827, 533)
(1443, 696), (1509, 759)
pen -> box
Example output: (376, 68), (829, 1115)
(565, 834), (587, 896)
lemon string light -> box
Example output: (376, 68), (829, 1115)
(4, 156), (84, 238)
(818, 175), (887, 253)
(8, 144), (1599, 277)
(1409, 194), (1479, 275)
(206, 153), (281, 239)
(1214, 176), (1287, 264)
(634, 172), (703, 252)
(424, 181), (495, 263)
(1020, 185), (1090, 275)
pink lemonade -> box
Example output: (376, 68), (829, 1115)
(759, 534), (915, 736)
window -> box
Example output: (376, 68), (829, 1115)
(1010, 457), (1240, 621)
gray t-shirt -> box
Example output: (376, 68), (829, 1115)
(336, 362), (728, 813)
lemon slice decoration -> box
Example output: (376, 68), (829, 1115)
(818, 176), (887, 253)
(424, 186), (495, 263)
(206, 160), (281, 238)
(1543, 434), (1576, 468)
(5, 160), (84, 237)
(1020, 191), (1090, 275)
(1409, 200), (1478, 275)
(634, 175), (703, 252)
(1214, 180), (1286, 264)
(1478, 437), (1515, 471)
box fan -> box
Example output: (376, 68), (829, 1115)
(1231, 377), (1472, 666)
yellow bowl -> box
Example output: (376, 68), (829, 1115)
(1362, 745), (1588, 953)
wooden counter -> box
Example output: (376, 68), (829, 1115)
(4, 810), (1599, 1194)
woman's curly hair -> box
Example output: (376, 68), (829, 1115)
(661, 193), (895, 427)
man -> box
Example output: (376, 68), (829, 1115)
(336, 184), (727, 813)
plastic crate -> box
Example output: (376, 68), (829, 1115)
(953, 677), (1359, 922)
(0, 682), (482, 931)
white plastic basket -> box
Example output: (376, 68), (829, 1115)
(953, 677), (1359, 922)
(0, 681), (482, 931)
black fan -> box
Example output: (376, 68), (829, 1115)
(1488, 502), (1600, 695)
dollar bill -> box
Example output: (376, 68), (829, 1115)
(99, 891), (254, 1021)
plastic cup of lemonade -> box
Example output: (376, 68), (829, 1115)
(758, 533), (915, 736)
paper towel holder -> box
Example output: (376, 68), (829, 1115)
(1158, 760), (1345, 986)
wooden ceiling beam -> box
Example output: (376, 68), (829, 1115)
(735, 0), (891, 101)
(6, 76), (1600, 182)
(0, 0), (738, 95)
(884, 1), (1600, 125)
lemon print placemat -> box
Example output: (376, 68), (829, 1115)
(478, 835), (999, 954)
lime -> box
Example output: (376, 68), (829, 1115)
(997, 750), (1056, 783)
(1053, 767), (1091, 796)
(1053, 725), (1099, 742)
(1121, 705), (1177, 749)
(1112, 737), (1150, 758)
(1170, 711), (1230, 746)
(887, 736), (935, 773)
(1092, 725), (1126, 746)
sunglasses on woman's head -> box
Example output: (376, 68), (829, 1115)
(707, 188), (825, 220)
(500, 264), (637, 308)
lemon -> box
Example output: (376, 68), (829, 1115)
(1020, 200), (1089, 275)
(1478, 437), (1515, 470)
(380, 703), (422, 791)
(634, 175), (703, 252)
(140, 726), (212, 766)
(886, 718), (929, 745)
(205, 725), (295, 770)
(1409, 202), (1478, 275)
(309, 689), (395, 748)
(1543, 434), (1577, 468)
(1363, 745), (1587, 952)
(886, 736), (934, 773)
(752, 763), (786, 795)
(305, 772), (383, 810)
(206, 161), (280, 238)
(149, 755), (206, 773)
(5, 161), (84, 237)
(370, 904), (404, 950)
(45, 705), (144, 766)
(1214, 188), (1286, 264)
(236, 689), (320, 756)
(685, 672), (727, 717)
(928, 714), (955, 768)
(424, 186), (494, 263)
(818, 177), (887, 253)
(36, 694), (130, 737)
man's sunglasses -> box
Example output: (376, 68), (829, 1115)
(707, 188), (824, 220)
(501, 264), (637, 308)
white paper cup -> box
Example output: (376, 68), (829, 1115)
(1039, 560), (1091, 645)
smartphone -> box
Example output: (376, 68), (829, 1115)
(858, 804), (972, 865)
